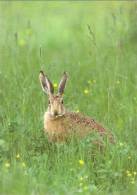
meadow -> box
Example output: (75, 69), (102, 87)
(0, 1), (137, 195)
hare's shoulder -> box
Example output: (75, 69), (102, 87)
(65, 111), (106, 133)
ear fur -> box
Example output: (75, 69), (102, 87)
(58, 72), (68, 95)
(39, 71), (54, 95)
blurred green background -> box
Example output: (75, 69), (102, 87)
(0, 1), (137, 195)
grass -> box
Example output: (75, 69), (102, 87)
(0, 1), (137, 194)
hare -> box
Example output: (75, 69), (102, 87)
(39, 70), (114, 142)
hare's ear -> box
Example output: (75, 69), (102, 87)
(58, 72), (68, 95)
(39, 71), (54, 95)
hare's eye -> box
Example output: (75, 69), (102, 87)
(61, 100), (63, 104)
(48, 100), (50, 105)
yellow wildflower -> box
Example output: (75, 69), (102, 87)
(5, 162), (10, 168)
(119, 142), (124, 146)
(126, 170), (130, 174)
(53, 83), (58, 88)
(16, 154), (20, 159)
(83, 186), (88, 191)
(76, 109), (80, 113)
(18, 39), (26, 47)
(79, 160), (84, 166)
(133, 171), (137, 176)
(84, 89), (89, 95)
(22, 162), (26, 168)
(127, 173), (132, 177)
(80, 176), (84, 181)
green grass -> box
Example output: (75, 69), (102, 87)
(0, 1), (137, 194)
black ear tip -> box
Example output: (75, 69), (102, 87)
(40, 70), (45, 75)
(63, 71), (68, 77)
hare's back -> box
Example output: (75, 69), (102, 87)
(66, 112), (106, 134)
(65, 112), (114, 142)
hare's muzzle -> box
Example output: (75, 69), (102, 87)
(53, 110), (58, 116)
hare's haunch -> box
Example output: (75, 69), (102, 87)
(39, 71), (114, 142)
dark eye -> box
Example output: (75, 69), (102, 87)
(61, 100), (63, 104)
(48, 100), (50, 104)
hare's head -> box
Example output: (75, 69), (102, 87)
(39, 71), (68, 118)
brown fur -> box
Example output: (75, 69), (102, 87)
(39, 71), (114, 143)
(44, 111), (113, 142)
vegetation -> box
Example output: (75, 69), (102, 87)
(0, 1), (137, 194)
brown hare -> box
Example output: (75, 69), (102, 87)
(39, 70), (114, 143)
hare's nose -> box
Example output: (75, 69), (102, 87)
(54, 110), (58, 116)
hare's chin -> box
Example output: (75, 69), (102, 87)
(48, 113), (65, 119)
